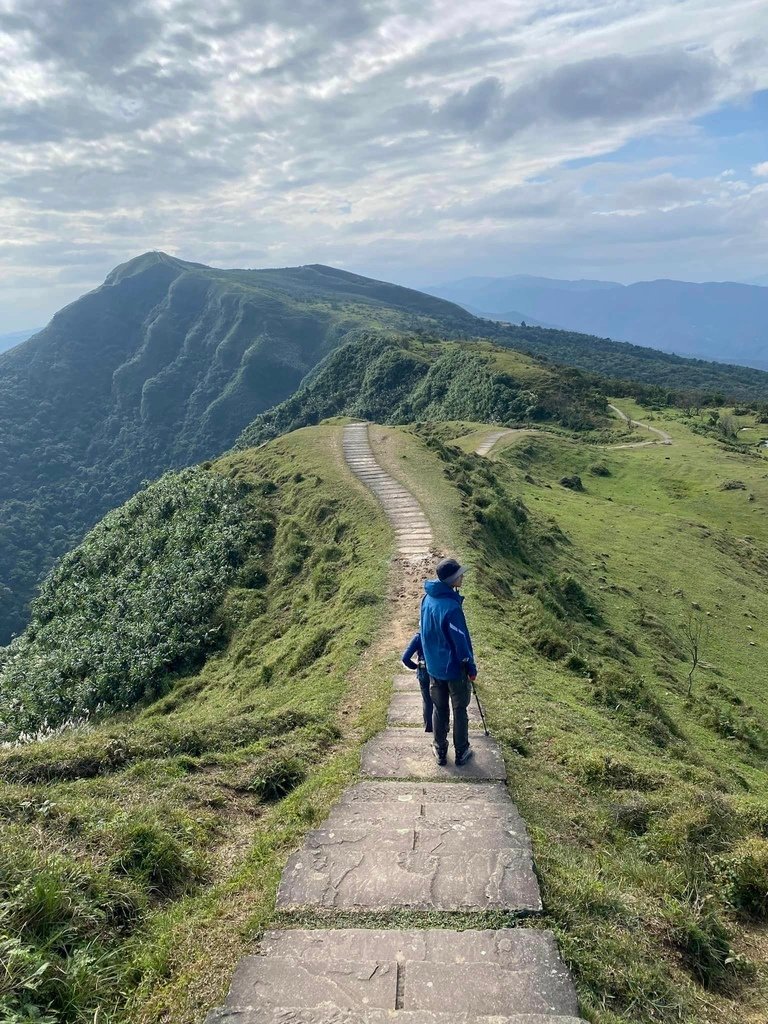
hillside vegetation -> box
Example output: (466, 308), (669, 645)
(0, 425), (393, 1024)
(4, 407), (768, 1022)
(376, 412), (768, 1023)
(0, 254), (475, 643)
(238, 334), (611, 447)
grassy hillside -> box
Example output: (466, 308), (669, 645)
(237, 334), (611, 447)
(0, 425), (394, 1024)
(376, 413), (768, 1023)
(5, 406), (768, 1023)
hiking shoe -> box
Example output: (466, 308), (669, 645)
(455, 745), (474, 766)
(433, 745), (448, 766)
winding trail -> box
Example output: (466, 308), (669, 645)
(207, 422), (586, 1024)
(475, 404), (673, 457)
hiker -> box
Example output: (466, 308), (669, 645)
(401, 631), (433, 732)
(420, 556), (477, 766)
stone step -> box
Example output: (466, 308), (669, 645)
(361, 730), (506, 781)
(388, 691), (483, 727)
(277, 846), (540, 913)
(260, 928), (564, 970)
(223, 955), (576, 1016)
(208, 1008), (588, 1024)
(337, 782), (513, 804)
(323, 803), (528, 836)
(302, 823), (531, 854)
(227, 958), (395, 1009)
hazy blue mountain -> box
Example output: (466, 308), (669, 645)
(0, 328), (40, 353)
(428, 275), (768, 368)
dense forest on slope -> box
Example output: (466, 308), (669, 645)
(0, 254), (477, 643)
(3, 251), (768, 644)
(238, 334), (610, 447)
(0, 426), (391, 1023)
(497, 320), (768, 397)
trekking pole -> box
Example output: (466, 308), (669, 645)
(472, 681), (490, 736)
(463, 665), (490, 736)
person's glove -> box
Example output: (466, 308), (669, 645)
(465, 661), (478, 682)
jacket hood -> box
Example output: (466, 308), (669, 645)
(424, 579), (463, 602)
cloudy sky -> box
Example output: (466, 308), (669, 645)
(1, 0), (767, 329)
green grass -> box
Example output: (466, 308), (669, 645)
(0, 425), (394, 1024)
(378, 416), (768, 1023)
(7, 405), (768, 1024)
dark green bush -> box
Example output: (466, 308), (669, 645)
(244, 757), (306, 802)
(720, 838), (768, 919)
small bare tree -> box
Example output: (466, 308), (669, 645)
(680, 612), (709, 695)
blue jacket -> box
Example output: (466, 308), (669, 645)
(419, 579), (476, 681)
(401, 632), (423, 670)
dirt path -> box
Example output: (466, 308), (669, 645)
(474, 404), (673, 457)
(206, 422), (587, 1024)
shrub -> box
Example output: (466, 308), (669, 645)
(108, 816), (206, 898)
(244, 756), (306, 802)
(572, 750), (657, 791)
(589, 462), (611, 476)
(720, 838), (768, 919)
(666, 899), (749, 991)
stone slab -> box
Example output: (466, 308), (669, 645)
(208, 1008), (588, 1024)
(324, 801), (527, 832)
(361, 730), (506, 780)
(337, 782), (512, 804)
(227, 958), (396, 1009)
(276, 847), (541, 912)
(387, 691), (482, 727)
(260, 928), (565, 972)
(302, 824), (530, 855)
(394, 674), (418, 690)
(405, 962), (578, 1016)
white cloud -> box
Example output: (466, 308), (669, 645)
(752, 161), (768, 176)
(0, 0), (767, 326)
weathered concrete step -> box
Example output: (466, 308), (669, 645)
(261, 927), (563, 968)
(388, 691), (483, 727)
(303, 824), (531, 854)
(225, 959), (575, 1016)
(337, 781), (513, 804)
(361, 730), (506, 780)
(227, 958), (395, 1009)
(277, 846), (541, 912)
(208, 1007), (588, 1024)
(324, 803), (528, 835)
(394, 673), (419, 690)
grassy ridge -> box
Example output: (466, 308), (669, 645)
(375, 416), (768, 1023)
(237, 334), (610, 448)
(0, 425), (392, 1024)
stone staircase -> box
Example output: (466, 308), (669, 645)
(205, 424), (586, 1024)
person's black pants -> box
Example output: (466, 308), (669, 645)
(429, 675), (471, 754)
(418, 671), (433, 732)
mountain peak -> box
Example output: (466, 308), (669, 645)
(104, 251), (211, 287)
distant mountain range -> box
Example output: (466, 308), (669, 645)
(427, 275), (768, 369)
(0, 328), (39, 354)
(2, 251), (768, 643)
